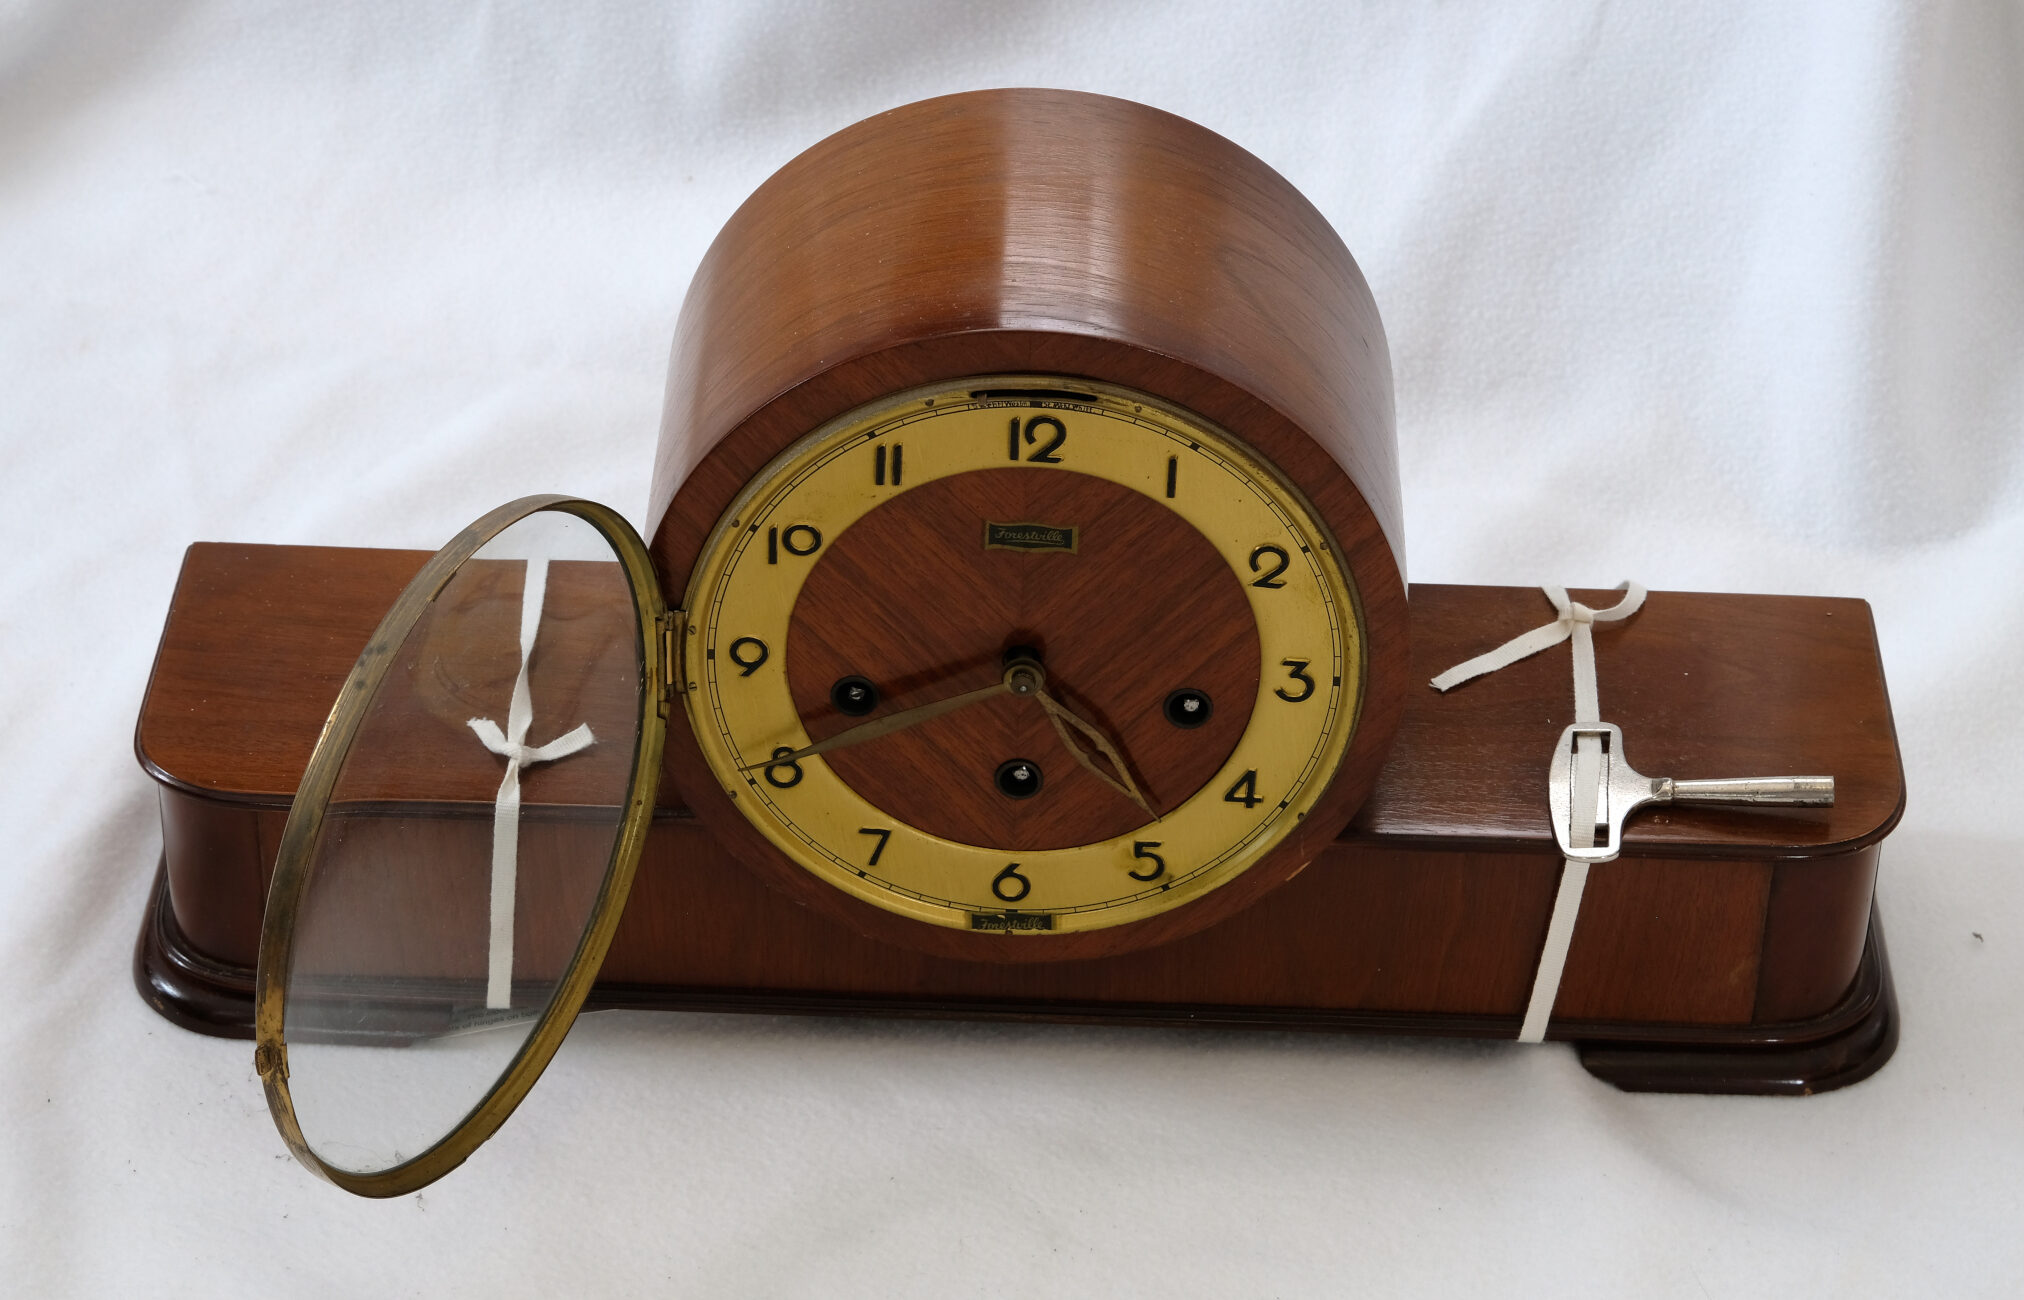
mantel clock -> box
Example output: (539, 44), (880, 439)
(127, 89), (1902, 1198)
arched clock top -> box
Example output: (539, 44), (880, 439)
(647, 88), (1403, 589)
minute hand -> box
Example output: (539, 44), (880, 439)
(738, 677), (1013, 772)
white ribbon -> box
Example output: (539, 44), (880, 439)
(466, 558), (596, 1010)
(1431, 582), (1645, 1043)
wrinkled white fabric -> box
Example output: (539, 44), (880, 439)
(3, 5), (2021, 1298)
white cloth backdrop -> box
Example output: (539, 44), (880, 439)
(3, 3), (2020, 1295)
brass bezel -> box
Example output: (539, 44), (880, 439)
(252, 494), (668, 1198)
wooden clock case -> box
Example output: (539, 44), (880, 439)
(647, 89), (1408, 962)
(130, 90), (1903, 1094)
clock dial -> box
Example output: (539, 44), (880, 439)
(788, 467), (1260, 851)
(681, 377), (1363, 934)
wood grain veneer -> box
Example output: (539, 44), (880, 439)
(135, 544), (1902, 1053)
(785, 467), (1260, 850)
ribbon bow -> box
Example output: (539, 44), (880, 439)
(1430, 583), (1646, 716)
(466, 557), (595, 1011)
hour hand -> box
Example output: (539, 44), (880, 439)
(994, 648), (1155, 821)
(1032, 686), (1159, 822)
(737, 664), (1034, 772)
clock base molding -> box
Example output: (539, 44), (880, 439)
(132, 858), (1898, 1096)
(134, 544), (1905, 1095)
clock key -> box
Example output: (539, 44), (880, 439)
(1547, 721), (1834, 863)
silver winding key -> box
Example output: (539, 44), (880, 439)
(1548, 722), (1834, 863)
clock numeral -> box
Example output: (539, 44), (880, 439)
(767, 524), (823, 564)
(1128, 841), (1167, 882)
(857, 826), (891, 866)
(1008, 415), (1067, 464)
(1248, 544), (1290, 589)
(991, 862), (1032, 903)
(761, 747), (803, 788)
(1275, 659), (1316, 703)
(1223, 769), (1264, 809)
(726, 637), (769, 677)
(874, 443), (904, 486)
(1164, 455), (1178, 498)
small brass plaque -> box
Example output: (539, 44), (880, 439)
(969, 912), (1056, 932)
(984, 521), (1078, 554)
